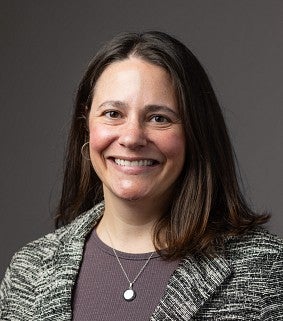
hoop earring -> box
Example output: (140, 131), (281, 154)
(81, 142), (91, 161)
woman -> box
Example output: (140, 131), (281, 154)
(1, 31), (282, 320)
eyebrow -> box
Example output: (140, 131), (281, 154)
(97, 100), (127, 110)
(144, 104), (179, 117)
(97, 100), (179, 117)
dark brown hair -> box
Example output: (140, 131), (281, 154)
(55, 31), (269, 259)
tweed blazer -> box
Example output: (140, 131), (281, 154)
(1, 202), (283, 320)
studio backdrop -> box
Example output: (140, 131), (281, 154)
(1, 0), (282, 279)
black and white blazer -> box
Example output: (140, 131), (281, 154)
(1, 202), (283, 320)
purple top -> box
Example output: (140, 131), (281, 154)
(72, 229), (179, 321)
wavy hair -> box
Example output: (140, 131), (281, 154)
(55, 31), (269, 259)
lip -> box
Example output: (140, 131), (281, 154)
(107, 155), (161, 163)
(106, 156), (161, 174)
(114, 158), (156, 166)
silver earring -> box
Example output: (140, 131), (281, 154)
(81, 142), (90, 161)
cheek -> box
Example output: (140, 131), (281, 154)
(158, 130), (185, 162)
(89, 124), (114, 153)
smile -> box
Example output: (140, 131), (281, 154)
(114, 158), (155, 166)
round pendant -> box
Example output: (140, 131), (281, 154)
(123, 288), (136, 301)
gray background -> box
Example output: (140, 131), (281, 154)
(1, 0), (282, 279)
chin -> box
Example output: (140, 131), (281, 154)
(115, 191), (148, 201)
(121, 196), (143, 201)
(112, 187), (151, 202)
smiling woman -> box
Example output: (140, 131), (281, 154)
(88, 57), (185, 205)
(1, 31), (282, 320)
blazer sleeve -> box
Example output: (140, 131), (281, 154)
(0, 250), (36, 320)
(261, 250), (283, 320)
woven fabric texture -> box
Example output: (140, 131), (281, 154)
(1, 202), (282, 320)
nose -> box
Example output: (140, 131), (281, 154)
(118, 120), (147, 149)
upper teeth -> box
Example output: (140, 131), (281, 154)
(114, 159), (154, 166)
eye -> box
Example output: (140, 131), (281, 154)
(104, 110), (121, 119)
(149, 115), (170, 123)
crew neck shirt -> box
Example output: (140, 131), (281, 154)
(72, 229), (179, 321)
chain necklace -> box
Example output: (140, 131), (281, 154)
(106, 229), (154, 301)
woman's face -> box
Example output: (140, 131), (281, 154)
(88, 57), (185, 204)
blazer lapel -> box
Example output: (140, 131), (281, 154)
(33, 203), (104, 320)
(33, 238), (85, 320)
(151, 253), (232, 321)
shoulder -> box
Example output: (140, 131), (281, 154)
(0, 203), (104, 315)
(11, 202), (104, 266)
(224, 226), (283, 282)
(223, 227), (283, 317)
(225, 226), (283, 257)
(3, 202), (104, 277)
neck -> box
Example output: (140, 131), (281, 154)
(96, 194), (166, 254)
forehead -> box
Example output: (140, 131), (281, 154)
(98, 57), (170, 82)
(92, 57), (177, 105)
